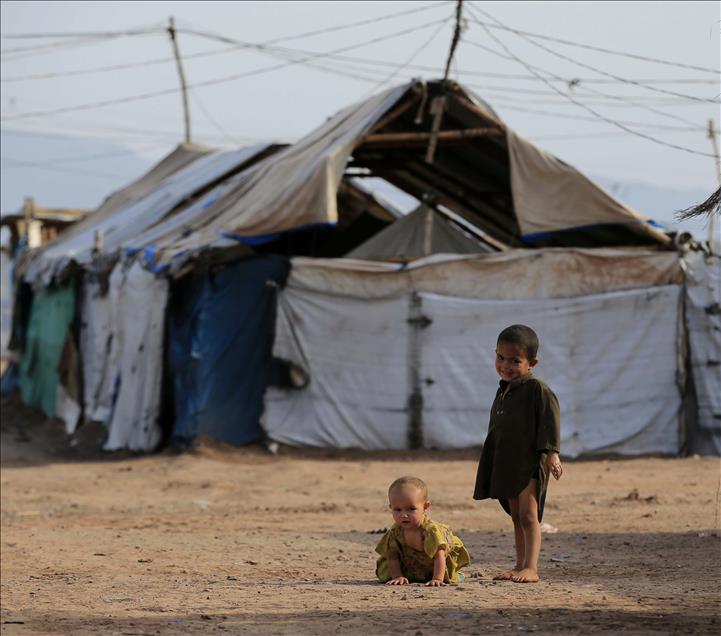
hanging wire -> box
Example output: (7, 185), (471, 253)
(466, 11), (714, 157)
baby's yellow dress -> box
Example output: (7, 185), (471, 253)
(375, 516), (470, 583)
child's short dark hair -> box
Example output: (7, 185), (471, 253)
(497, 324), (539, 360)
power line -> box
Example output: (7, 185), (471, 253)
(462, 9), (709, 131)
(472, 99), (715, 133)
(466, 1), (720, 75)
(4, 24), (717, 90)
(470, 16), (714, 158)
(1, 36), (118, 60)
(0, 156), (138, 180)
(1, 17), (449, 122)
(0, 28), (163, 61)
(188, 88), (244, 145)
(467, 7), (718, 104)
(358, 18), (450, 99)
(4, 40), (716, 86)
(0, 143), (164, 166)
(259, 1), (452, 45)
(0, 3), (449, 81)
(0, 26), (167, 39)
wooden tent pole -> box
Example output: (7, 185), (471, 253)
(707, 119), (720, 251)
(168, 17), (192, 144)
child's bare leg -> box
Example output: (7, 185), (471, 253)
(493, 497), (524, 580)
(511, 479), (541, 583)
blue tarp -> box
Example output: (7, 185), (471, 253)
(168, 255), (290, 446)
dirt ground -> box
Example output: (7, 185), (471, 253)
(1, 394), (720, 635)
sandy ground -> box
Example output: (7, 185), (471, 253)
(1, 394), (720, 635)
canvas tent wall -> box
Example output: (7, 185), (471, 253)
(682, 251), (721, 455)
(263, 249), (698, 457)
(346, 204), (494, 260)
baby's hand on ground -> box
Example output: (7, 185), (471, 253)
(425, 579), (445, 587)
(547, 452), (563, 480)
(386, 577), (409, 585)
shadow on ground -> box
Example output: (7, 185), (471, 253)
(2, 606), (717, 635)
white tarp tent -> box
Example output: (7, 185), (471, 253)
(1, 227), (13, 369)
(264, 249), (688, 456)
(22, 143), (273, 286)
(109, 80), (668, 272)
(682, 252), (721, 454)
(102, 261), (167, 451)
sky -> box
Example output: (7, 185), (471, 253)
(1, 1), (719, 199)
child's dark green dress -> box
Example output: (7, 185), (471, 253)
(473, 372), (560, 521)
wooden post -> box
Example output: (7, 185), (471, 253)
(707, 119), (720, 252)
(425, 0), (464, 164)
(168, 17), (191, 144)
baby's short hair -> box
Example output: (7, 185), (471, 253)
(497, 324), (539, 360)
(388, 476), (428, 500)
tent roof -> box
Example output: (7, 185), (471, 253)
(131, 79), (669, 272)
(21, 142), (280, 285)
(22, 80), (672, 283)
(346, 204), (494, 261)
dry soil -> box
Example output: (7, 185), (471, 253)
(1, 395), (720, 635)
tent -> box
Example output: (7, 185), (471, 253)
(17, 142), (280, 448)
(263, 249), (698, 456)
(81, 80), (668, 276)
(346, 204), (494, 260)
(14, 79), (719, 456)
(17, 140), (403, 450)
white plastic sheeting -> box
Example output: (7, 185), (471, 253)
(80, 276), (115, 423)
(265, 277), (683, 456)
(102, 261), (167, 451)
(1, 249), (13, 364)
(266, 289), (410, 449)
(682, 251), (721, 454)
(23, 144), (270, 286)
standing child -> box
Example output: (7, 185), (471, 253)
(376, 476), (470, 586)
(473, 324), (562, 583)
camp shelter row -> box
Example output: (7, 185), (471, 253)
(11, 79), (721, 457)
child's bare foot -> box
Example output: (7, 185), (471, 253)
(492, 568), (519, 581)
(511, 568), (539, 583)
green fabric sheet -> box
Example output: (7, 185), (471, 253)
(19, 285), (75, 418)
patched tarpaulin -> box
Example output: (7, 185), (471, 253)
(506, 129), (656, 238)
(137, 81), (667, 268)
(264, 252), (684, 456)
(168, 255), (290, 446)
(682, 251), (721, 454)
(103, 261), (168, 451)
(80, 273), (115, 423)
(22, 143), (272, 286)
(1, 250), (13, 363)
(19, 284), (75, 418)
(346, 205), (492, 260)
(287, 249), (682, 299)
